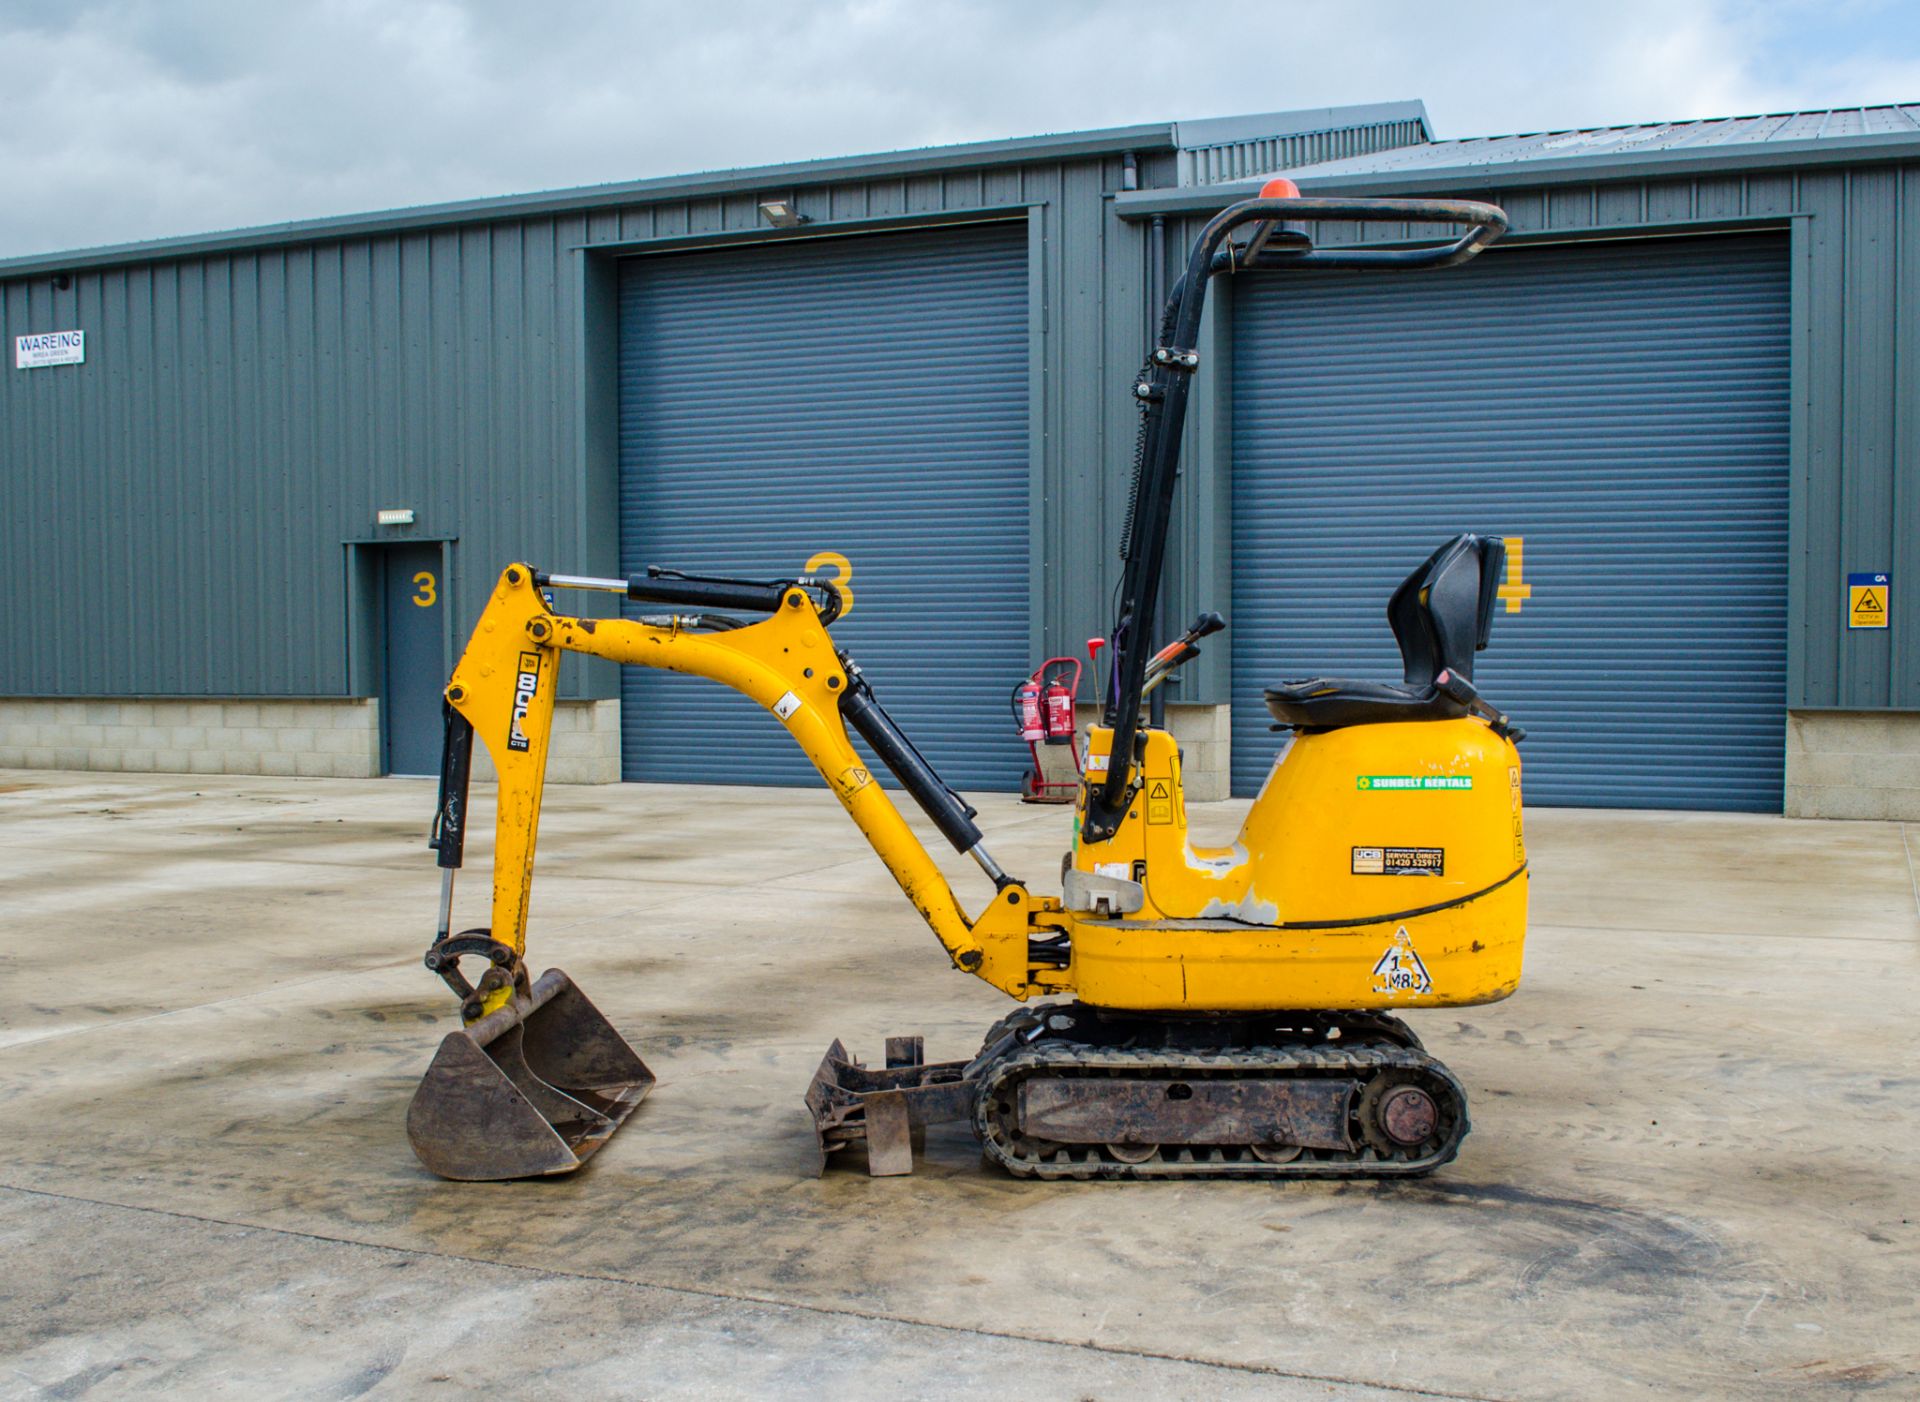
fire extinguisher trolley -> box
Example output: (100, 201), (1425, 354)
(1012, 657), (1083, 803)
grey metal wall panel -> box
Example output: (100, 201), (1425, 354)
(0, 149), (1149, 706)
(616, 223), (1031, 788)
(1165, 167), (1860, 722)
(1229, 234), (1791, 810)
(1142, 165), (1920, 713)
(6, 134), (1915, 729)
(0, 224), (592, 698)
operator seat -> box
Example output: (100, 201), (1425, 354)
(1264, 533), (1506, 730)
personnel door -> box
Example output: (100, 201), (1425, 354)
(382, 544), (446, 776)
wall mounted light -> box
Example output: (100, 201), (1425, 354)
(376, 507), (415, 526)
(757, 199), (811, 229)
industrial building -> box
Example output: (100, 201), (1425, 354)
(1, 100), (1914, 818)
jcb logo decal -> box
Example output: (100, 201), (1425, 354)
(508, 650), (540, 752)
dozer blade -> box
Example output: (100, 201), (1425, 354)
(408, 968), (653, 1181)
(806, 1035), (976, 1176)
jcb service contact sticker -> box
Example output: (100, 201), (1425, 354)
(1352, 846), (1444, 876)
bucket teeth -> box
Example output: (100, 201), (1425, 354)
(805, 1037), (977, 1177)
(407, 968), (653, 1181)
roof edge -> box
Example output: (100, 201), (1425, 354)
(1115, 127), (1920, 215)
(1172, 99), (1431, 149)
(0, 101), (1429, 280)
(1286, 129), (1920, 193)
(0, 119), (1179, 279)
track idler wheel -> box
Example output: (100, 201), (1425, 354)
(1357, 1069), (1452, 1161)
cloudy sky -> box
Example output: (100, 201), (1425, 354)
(1, 0), (1917, 259)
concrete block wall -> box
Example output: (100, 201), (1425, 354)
(470, 699), (622, 785)
(1785, 711), (1920, 820)
(1073, 701), (1232, 802)
(1165, 703), (1232, 801)
(0, 695), (624, 784)
(0, 697), (381, 777)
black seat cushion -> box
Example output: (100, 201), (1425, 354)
(1265, 677), (1469, 730)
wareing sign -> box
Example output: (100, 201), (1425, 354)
(15, 330), (85, 368)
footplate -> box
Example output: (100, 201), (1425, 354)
(805, 1036), (976, 1176)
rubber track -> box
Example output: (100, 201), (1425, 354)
(974, 1038), (1468, 1181)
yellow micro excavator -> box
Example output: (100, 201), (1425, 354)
(406, 179), (1530, 1183)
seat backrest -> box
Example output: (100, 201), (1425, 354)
(1386, 534), (1507, 686)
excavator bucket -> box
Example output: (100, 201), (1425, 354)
(407, 968), (653, 1180)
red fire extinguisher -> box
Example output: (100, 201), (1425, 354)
(1043, 671), (1075, 744)
(1014, 676), (1046, 742)
(1012, 657), (1084, 802)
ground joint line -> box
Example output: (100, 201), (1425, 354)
(0, 1180), (1499, 1402)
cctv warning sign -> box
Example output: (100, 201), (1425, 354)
(1848, 572), (1890, 630)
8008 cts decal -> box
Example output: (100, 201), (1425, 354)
(507, 650), (540, 751)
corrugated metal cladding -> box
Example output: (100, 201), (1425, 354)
(616, 223), (1032, 788)
(1282, 105), (1920, 182)
(1256, 165), (1920, 713)
(1229, 234), (1791, 810)
(0, 108), (1428, 707)
(0, 226), (590, 698)
(1179, 120), (1429, 185)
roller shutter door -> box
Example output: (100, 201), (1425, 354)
(1229, 234), (1789, 810)
(617, 223), (1030, 788)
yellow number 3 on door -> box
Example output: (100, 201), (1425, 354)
(804, 551), (853, 616)
(412, 571), (437, 607)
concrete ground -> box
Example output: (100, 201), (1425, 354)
(0, 770), (1916, 1401)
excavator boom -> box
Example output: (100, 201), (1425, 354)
(408, 563), (1059, 1178)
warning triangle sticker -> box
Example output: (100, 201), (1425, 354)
(1857, 591), (1883, 612)
(1371, 926), (1433, 997)
(1148, 781), (1169, 799)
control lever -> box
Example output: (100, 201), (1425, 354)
(1139, 612), (1226, 699)
(1435, 669), (1525, 742)
(1141, 644), (1199, 698)
(1185, 610), (1227, 642)
(1144, 612), (1225, 672)
(1086, 637), (1107, 707)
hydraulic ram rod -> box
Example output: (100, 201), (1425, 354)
(540, 570), (842, 623)
(839, 669), (1007, 885)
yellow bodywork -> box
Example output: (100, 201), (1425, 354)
(449, 564), (1526, 1021)
(1068, 723), (1527, 1010)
